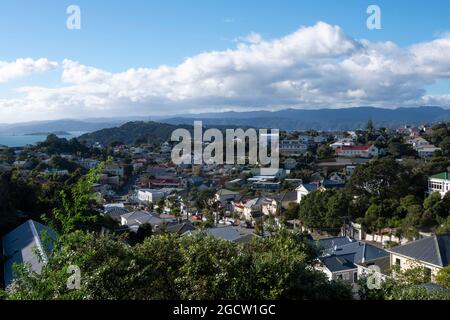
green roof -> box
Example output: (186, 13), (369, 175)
(431, 172), (450, 180)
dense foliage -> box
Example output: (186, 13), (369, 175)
(297, 156), (450, 240)
(79, 121), (193, 146)
(358, 265), (450, 300)
(1, 230), (353, 300)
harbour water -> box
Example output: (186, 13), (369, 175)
(0, 132), (85, 147)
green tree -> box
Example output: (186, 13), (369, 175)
(1, 229), (353, 300)
(43, 162), (105, 234)
(316, 144), (334, 159)
(436, 266), (450, 290)
(367, 119), (374, 132)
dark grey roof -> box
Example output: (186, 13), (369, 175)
(317, 236), (354, 251)
(165, 221), (196, 234)
(104, 207), (129, 221)
(185, 226), (254, 243)
(417, 283), (450, 294)
(320, 254), (357, 272)
(318, 238), (389, 273)
(332, 241), (389, 264)
(389, 233), (450, 267)
(322, 180), (345, 189)
(356, 256), (391, 276)
(276, 191), (297, 203)
(2, 220), (56, 287)
(301, 183), (319, 192)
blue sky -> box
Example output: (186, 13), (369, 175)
(2, 0), (449, 69)
(1, 0), (450, 122)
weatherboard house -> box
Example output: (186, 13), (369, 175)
(335, 145), (379, 158)
(315, 237), (389, 284)
(388, 233), (450, 282)
(428, 172), (450, 198)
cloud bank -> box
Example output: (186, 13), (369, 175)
(1, 22), (450, 123)
(0, 58), (58, 84)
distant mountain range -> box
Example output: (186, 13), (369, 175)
(161, 106), (450, 131)
(2, 106), (450, 136)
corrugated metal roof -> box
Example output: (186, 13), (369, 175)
(2, 220), (56, 287)
(390, 234), (450, 267)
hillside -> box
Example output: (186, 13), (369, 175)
(78, 121), (193, 145)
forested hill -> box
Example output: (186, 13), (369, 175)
(78, 121), (193, 145)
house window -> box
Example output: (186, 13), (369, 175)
(424, 267), (432, 282)
(337, 274), (343, 280)
(395, 258), (401, 267)
(353, 272), (358, 283)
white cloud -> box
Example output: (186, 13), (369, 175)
(0, 58), (58, 83)
(2, 21), (450, 122)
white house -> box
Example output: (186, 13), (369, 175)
(137, 189), (166, 204)
(330, 138), (355, 150)
(215, 189), (240, 206)
(296, 182), (320, 203)
(408, 137), (441, 158)
(417, 146), (441, 158)
(104, 164), (125, 177)
(428, 172), (450, 197)
(242, 197), (267, 222)
(336, 145), (379, 158)
(280, 139), (308, 156)
(77, 158), (100, 169)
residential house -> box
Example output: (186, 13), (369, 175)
(315, 237), (390, 284)
(408, 137), (441, 158)
(314, 135), (329, 143)
(2, 220), (56, 287)
(277, 191), (298, 209)
(149, 177), (182, 188)
(428, 172), (450, 197)
(160, 141), (172, 153)
(183, 226), (255, 243)
(103, 204), (130, 222)
(215, 189), (241, 206)
(165, 221), (196, 235)
(225, 178), (244, 189)
(184, 176), (204, 187)
(242, 197), (268, 222)
(388, 234), (450, 282)
(336, 145), (379, 158)
(296, 182), (320, 203)
(356, 256), (391, 283)
(104, 163), (125, 177)
(252, 181), (281, 192)
(280, 139), (308, 156)
(137, 189), (167, 204)
(283, 158), (298, 170)
(77, 158), (100, 169)
(297, 135), (314, 145)
(261, 192), (297, 216)
(120, 211), (175, 231)
(330, 138), (355, 150)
